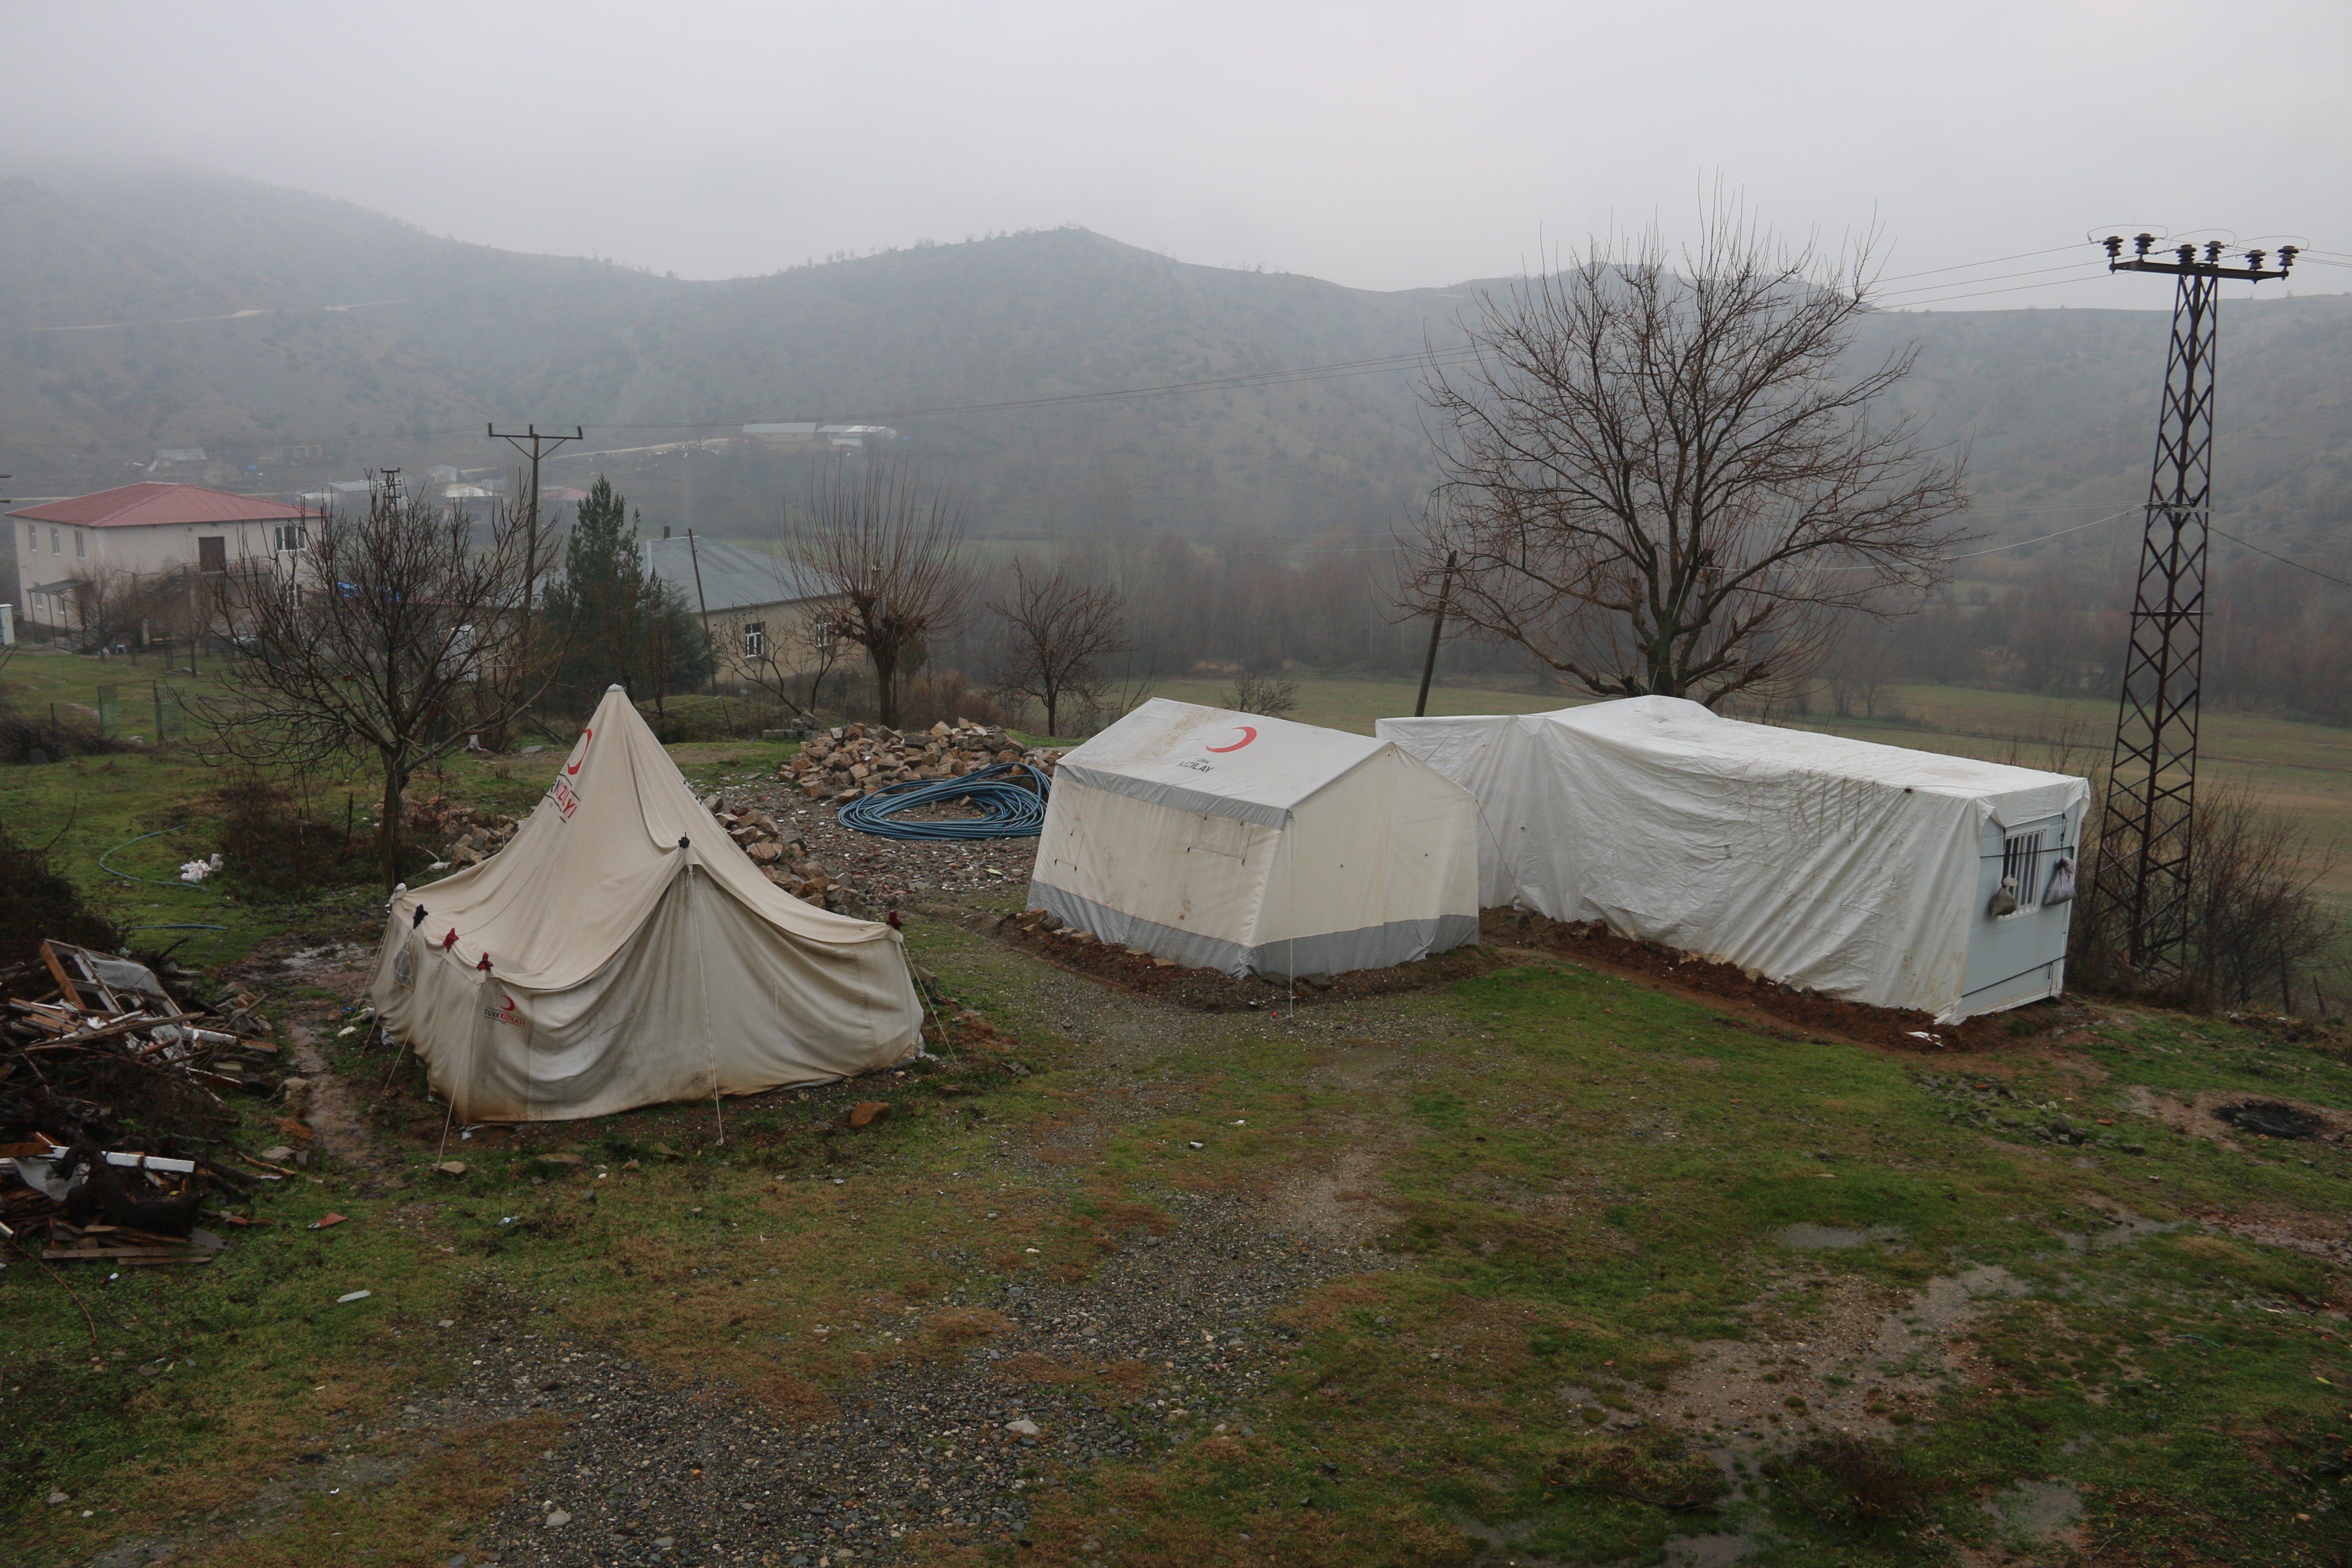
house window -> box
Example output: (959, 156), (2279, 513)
(1999, 831), (2044, 916)
(51, 527), (61, 555)
(743, 621), (767, 660)
(197, 536), (227, 574)
(274, 522), (307, 551)
(75, 530), (86, 559)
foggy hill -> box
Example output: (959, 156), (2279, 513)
(4, 164), (2349, 562)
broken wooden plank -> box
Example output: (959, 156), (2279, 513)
(38, 940), (84, 1011)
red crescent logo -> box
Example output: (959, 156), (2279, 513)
(1205, 726), (1257, 753)
(566, 727), (593, 775)
(501, 993), (515, 1009)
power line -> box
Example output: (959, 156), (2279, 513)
(2210, 525), (2352, 587)
(1871, 244), (2088, 285)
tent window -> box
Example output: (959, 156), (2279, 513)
(1999, 831), (2043, 916)
(1188, 813), (1249, 861)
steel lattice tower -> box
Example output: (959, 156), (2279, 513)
(2087, 234), (2295, 980)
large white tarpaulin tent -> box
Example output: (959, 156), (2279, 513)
(368, 686), (922, 1122)
(1026, 698), (1480, 977)
(1378, 697), (2087, 1021)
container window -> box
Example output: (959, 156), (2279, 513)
(2000, 830), (2044, 916)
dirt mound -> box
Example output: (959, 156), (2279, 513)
(980, 909), (1505, 1012)
(1505, 909), (2051, 1053)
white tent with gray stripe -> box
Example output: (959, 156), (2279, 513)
(1025, 699), (1480, 977)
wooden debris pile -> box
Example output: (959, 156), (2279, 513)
(781, 719), (1061, 804)
(1, 940), (277, 1267)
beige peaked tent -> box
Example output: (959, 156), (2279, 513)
(368, 686), (922, 1121)
(1027, 699), (1480, 977)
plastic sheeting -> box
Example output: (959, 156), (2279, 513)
(1378, 697), (2088, 1021)
(369, 686), (922, 1121)
(1028, 701), (1480, 977)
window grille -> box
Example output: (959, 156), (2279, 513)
(743, 621), (767, 659)
(1999, 830), (2044, 915)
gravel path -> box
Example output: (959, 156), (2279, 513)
(416, 1198), (1385, 1567)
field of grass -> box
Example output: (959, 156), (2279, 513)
(5, 646), (2352, 1565)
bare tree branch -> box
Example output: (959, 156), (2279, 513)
(987, 560), (1134, 738)
(1406, 204), (1971, 707)
(783, 463), (971, 729)
(195, 479), (559, 887)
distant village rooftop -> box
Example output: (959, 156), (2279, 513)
(8, 481), (306, 528)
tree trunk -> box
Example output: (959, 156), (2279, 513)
(378, 756), (406, 890)
(872, 648), (899, 727)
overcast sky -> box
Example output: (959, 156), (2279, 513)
(9, 0), (2346, 307)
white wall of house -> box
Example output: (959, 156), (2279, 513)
(12, 515), (304, 632)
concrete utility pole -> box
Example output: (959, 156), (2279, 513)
(684, 528), (717, 698)
(1413, 551), (1458, 718)
(2087, 234), (2296, 983)
(487, 424), (584, 668)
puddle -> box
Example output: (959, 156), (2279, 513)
(1666, 1531), (1762, 1565)
(1780, 1223), (1904, 1250)
(2216, 1100), (2324, 1139)
(1982, 1477), (2083, 1540)
(2058, 1211), (2186, 1253)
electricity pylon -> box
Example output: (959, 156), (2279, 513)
(2086, 234), (2295, 982)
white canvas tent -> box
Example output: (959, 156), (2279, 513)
(1027, 698), (1480, 977)
(1378, 697), (2088, 1021)
(368, 686), (923, 1122)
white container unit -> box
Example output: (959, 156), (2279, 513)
(1377, 697), (2088, 1022)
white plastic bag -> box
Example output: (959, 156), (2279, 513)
(1987, 875), (2019, 918)
(2043, 854), (2076, 906)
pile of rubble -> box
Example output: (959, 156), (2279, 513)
(2, 941), (280, 1267)
(700, 796), (862, 916)
(404, 793), (520, 870)
(782, 720), (1061, 803)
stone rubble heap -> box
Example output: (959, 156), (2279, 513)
(403, 793), (520, 869)
(700, 794), (873, 915)
(782, 719), (1061, 804)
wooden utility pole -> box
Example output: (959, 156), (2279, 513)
(487, 424), (584, 674)
(1413, 550), (1458, 717)
(685, 528), (717, 698)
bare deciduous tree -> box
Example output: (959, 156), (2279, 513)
(987, 561), (1134, 738)
(1224, 671), (1299, 719)
(784, 463), (971, 729)
(1409, 209), (1970, 708)
(202, 481), (554, 887)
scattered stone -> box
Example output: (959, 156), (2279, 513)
(435, 1160), (467, 1176)
(1005, 1418), (1042, 1436)
(544, 1508), (571, 1528)
(848, 1101), (891, 1129)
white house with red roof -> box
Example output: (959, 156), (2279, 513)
(8, 482), (311, 638)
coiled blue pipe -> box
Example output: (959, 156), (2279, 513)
(836, 763), (1051, 840)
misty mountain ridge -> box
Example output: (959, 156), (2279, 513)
(4, 162), (2349, 566)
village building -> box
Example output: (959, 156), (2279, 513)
(643, 533), (838, 687)
(6, 482), (310, 645)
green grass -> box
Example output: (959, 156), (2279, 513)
(7, 647), (2352, 1565)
